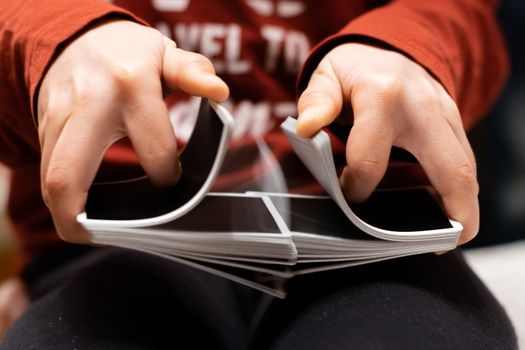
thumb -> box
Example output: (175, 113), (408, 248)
(297, 61), (343, 137)
(162, 39), (229, 102)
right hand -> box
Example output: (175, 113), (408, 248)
(37, 19), (229, 243)
(296, 43), (479, 245)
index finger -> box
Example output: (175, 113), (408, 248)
(41, 106), (121, 243)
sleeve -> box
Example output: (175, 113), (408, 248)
(0, 0), (148, 270)
(297, 0), (509, 130)
(0, 0), (148, 125)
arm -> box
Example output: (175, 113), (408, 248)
(0, 0), (229, 333)
(296, 0), (508, 245)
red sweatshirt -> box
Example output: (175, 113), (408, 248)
(0, 0), (509, 267)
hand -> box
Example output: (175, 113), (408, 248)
(37, 20), (229, 243)
(297, 43), (478, 245)
(0, 278), (29, 338)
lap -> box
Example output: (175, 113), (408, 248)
(0, 247), (517, 349)
(252, 251), (517, 349)
(2, 247), (252, 350)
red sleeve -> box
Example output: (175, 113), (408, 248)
(298, 0), (509, 130)
(0, 0), (147, 126)
(0, 0), (147, 267)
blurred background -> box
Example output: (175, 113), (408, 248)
(467, 0), (525, 248)
(0, 165), (14, 280)
(1, 0), (524, 345)
(461, 0), (525, 346)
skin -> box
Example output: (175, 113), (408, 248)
(296, 43), (479, 246)
(37, 20), (229, 244)
(0, 21), (479, 334)
(0, 279), (29, 338)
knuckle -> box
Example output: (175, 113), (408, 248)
(74, 89), (91, 106)
(441, 93), (459, 114)
(441, 96), (462, 123)
(43, 166), (70, 198)
(347, 158), (384, 181)
(453, 164), (479, 195)
(408, 81), (442, 110)
(461, 226), (479, 244)
(41, 107), (59, 124)
(366, 73), (403, 98)
(192, 51), (213, 66)
(299, 89), (333, 109)
(414, 90), (439, 109)
(145, 143), (177, 164)
(112, 63), (147, 88)
(40, 92), (63, 121)
(183, 51), (214, 72)
(70, 74), (98, 105)
(312, 62), (335, 80)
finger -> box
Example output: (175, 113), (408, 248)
(446, 110), (477, 175)
(408, 118), (479, 245)
(162, 41), (229, 102)
(124, 81), (181, 186)
(340, 110), (394, 202)
(296, 61), (343, 137)
(430, 81), (478, 170)
(39, 110), (70, 186)
(38, 88), (75, 178)
(41, 105), (121, 243)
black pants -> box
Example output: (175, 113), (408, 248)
(0, 246), (517, 349)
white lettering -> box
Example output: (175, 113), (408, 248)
(225, 25), (251, 74)
(261, 25), (310, 74)
(155, 22), (172, 38)
(246, 0), (273, 17)
(152, 0), (191, 12)
(277, 1), (306, 18)
(226, 100), (273, 139)
(174, 23), (201, 51)
(274, 102), (297, 117)
(169, 97), (201, 142)
(283, 31), (310, 74)
(246, 0), (306, 18)
(200, 24), (226, 71)
(168, 98), (295, 141)
(167, 23), (251, 75)
(261, 25), (284, 72)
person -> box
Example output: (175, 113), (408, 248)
(0, 0), (517, 348)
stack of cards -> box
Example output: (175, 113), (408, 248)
(78, 99), (461, 298)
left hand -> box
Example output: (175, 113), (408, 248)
(296, 43), (478, 245)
